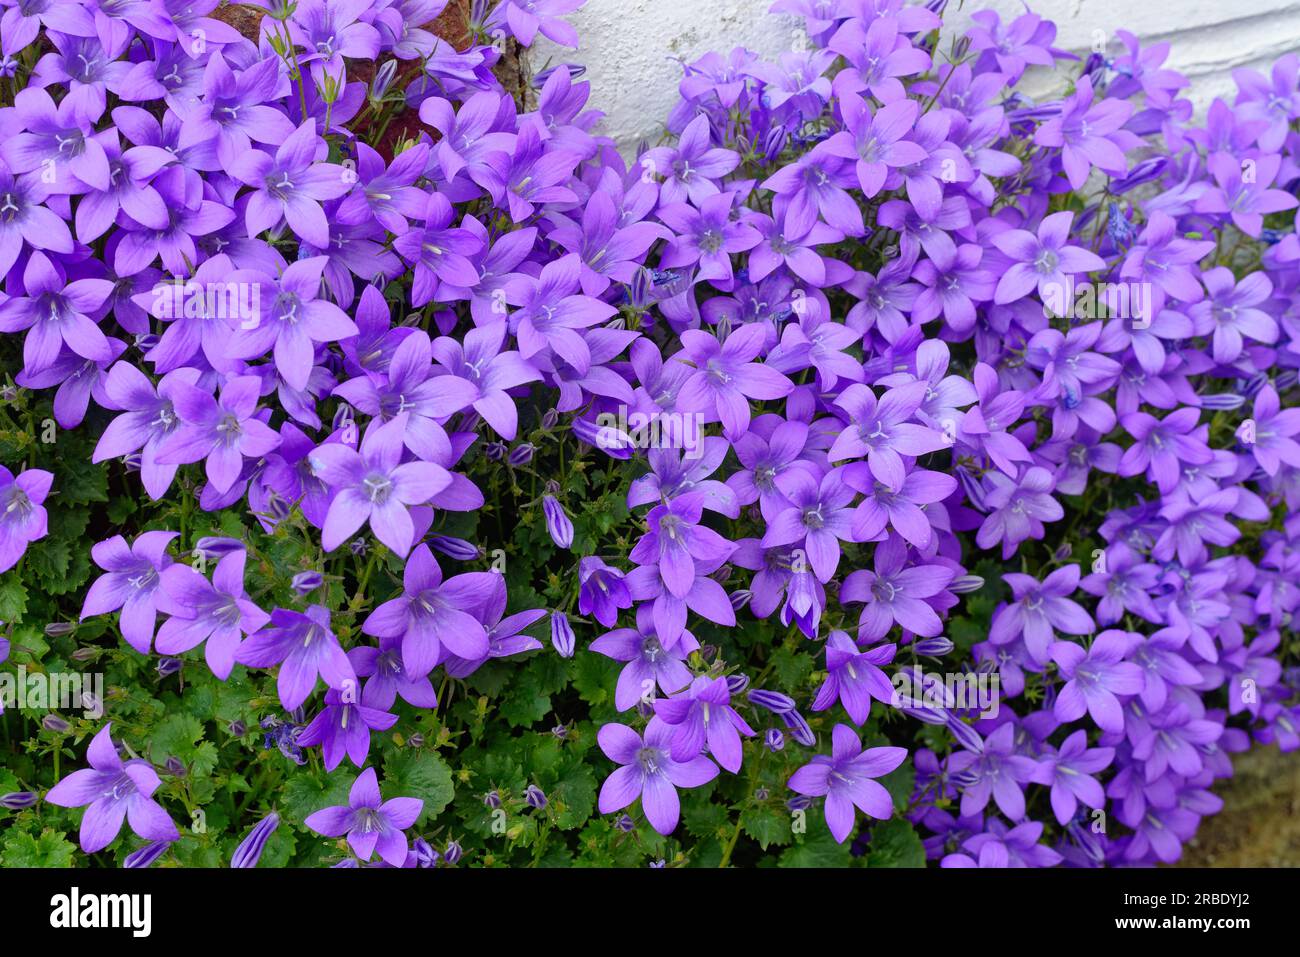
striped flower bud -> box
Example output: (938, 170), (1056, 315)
(231, 813), (280, 869)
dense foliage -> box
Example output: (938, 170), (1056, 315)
(0, 0), (1298, 869)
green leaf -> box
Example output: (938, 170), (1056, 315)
(1, 829), (77, 867)
(741, 805), (793, 851)
(383, 750), (455, 823)
(550, 766), (595, 830)
(0, 576), (28, 623)
(150, 713), (205, 763)
(779, 820), (853, 867)
(863, 818), (926, 868)
(281, 770), (355, 822)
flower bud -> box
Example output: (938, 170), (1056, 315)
(542, 496), (574, 550)
(44, 622), (75, 637)
(427, 535), (480, 561)
(780, 709), (816, 747)
(291, 571), (324, 595)
(508, 443), (535, 466)
(764, 728), (784, 752)
(41, 715), (70, 733)
(524, 785), (548, 809)
(124, 840), (172, 869)
(195, 536), (244, 557)
(948, 574), (985, 594)
(747, 689), (796, 713)
(0, 791), (38, 810)
(444, 840), (463, 864)
(231, 813), (279, 869)
(913, 637), (954, 657)
(550, 611), (575, 658)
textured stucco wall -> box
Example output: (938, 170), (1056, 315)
(532, 0), (1300, 154)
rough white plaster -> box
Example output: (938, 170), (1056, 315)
(532, 0), (1300, 154)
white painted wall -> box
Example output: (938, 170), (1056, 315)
(532, 0), (1300, 154)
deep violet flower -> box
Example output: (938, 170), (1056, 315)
(787, 724), (906, 843)
(304, 767), (422, 866)
(45, 723), (180, 854)
(596, 720), (718, 835)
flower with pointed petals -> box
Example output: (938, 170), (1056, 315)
(811, 631), (896, 725)
(0, 465), (51, 574)
(310, 414), (451, 556)
(787, 724), (906, 843)
(1052, 631), (1146, 733)
(229, 120), (353, 247)
(304, 767), (422, 866)
(361, 543), (495, 677)
(674, 324), (793, 440)
(154, 375), (281, 495)
(590, 605), (696, 710)
(596, 720), (718, 835)
(80, 531), (177, 655)
(155, 550), (269, 680)
(296, 689), (398, 772)
(652, 675), (754, 773)
(0, 251), (113, 375)
(233, 604), (355, 711)
(45, 723), (179, 854)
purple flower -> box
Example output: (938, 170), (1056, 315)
(596, 720), (718, 835)
(674, 324), (793, 440)
(976, 466), (1063, 559)
(234, 604), (356, 711)
(348, 633), (440, 711)
(1033, 729), (1114, 825)
(946, 722), (1040, 820)
(155, 550), (270, 680)
(0, 251), (113, 375)
(590, 605), (696, 711)
(760, 467), (858, 582)
(229, 120), (353, 247)
(652, 675), (755, 773)
(154, 375), (281, 496)
(310, 414), (452, 557)
(811, 630), (896, 725)
(577, 556), (632, 628)
(80, 531), (178, 655)
(989, 565), (1095, 665)
(629, 494), (735, 599)
(992, 212), (1107, 304)
(45, 723), (179, 854)
(829, 381), (947, 486)
(1052, 631), (1146, 733)
(296, 690), (398, 772)
(642, 114), (740, 205)
(1034, 76), (1135, 189)
(841, 535), (953, 641)
(787, 724), (906, 843)
(823, 93), (927, 199)
(304, 767), (422, 866)
(0, 465), (51, 574)
(361, 543), (495, 676)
